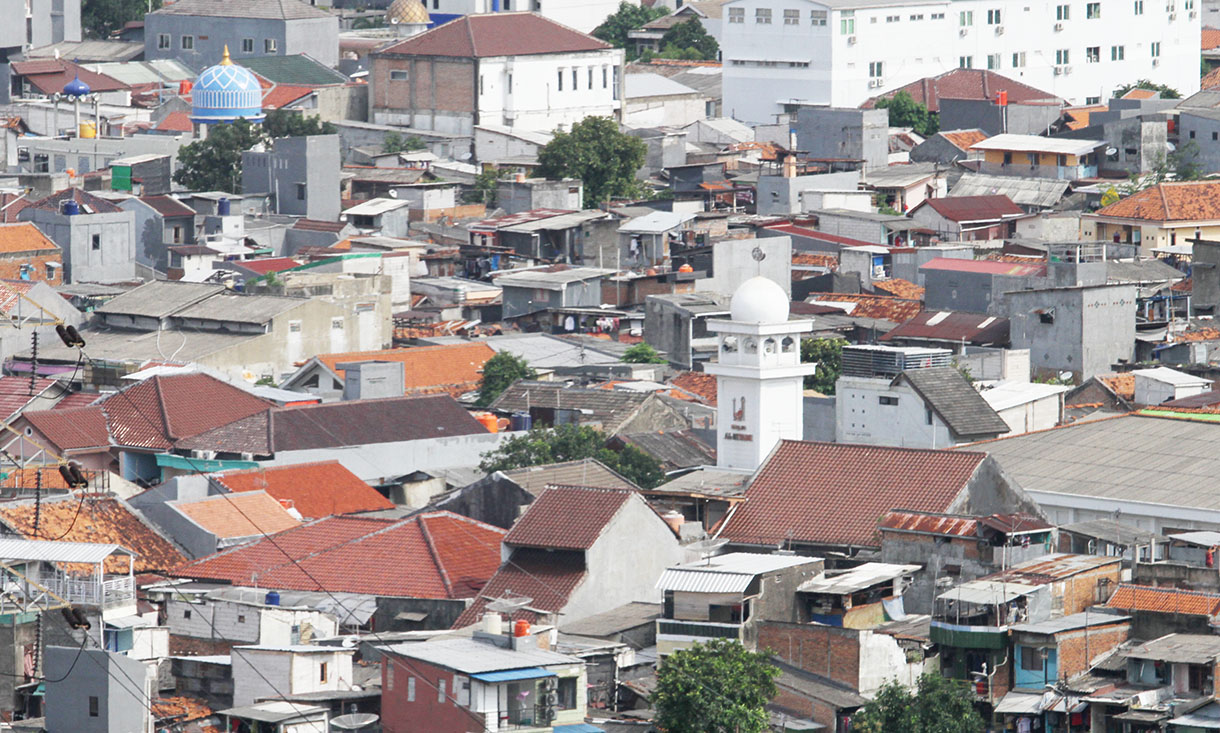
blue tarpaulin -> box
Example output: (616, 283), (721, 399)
(554, 725), (606, 733)
(470, 667), (557, 683)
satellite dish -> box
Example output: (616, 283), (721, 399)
(389, 16), (400, 23)
(331, 713), (379, 730)
(241, 370), (257, 383)
(1106, 147), (1118, 156)
(459, 152), (473, 161)
(388, 189), (399, 198)
(1167, 142), (1177, 152)
(341, 636), (358, 648)
(687, 537), (729, 564)
(1058, 371), (1073, 381)
(486, 593), (534, 614)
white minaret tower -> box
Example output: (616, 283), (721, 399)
(705, 273), (816, 471)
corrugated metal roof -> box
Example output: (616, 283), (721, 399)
(879, 510), (979, 537)
(381, 638), (580, 673)
(656, 567), (756, 593)
(936, 579), (1040, 605)
(656, 552), (819, 592)
(0, 538), (133, 563)
(797, 562), (920, 595)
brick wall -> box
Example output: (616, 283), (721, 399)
(757, 621), (860, 690)
(1057, 563), (1122, 615)
(371, 56), (476, 116)
(382, 655), (479, 733)
(1055, 623), (1130, 679)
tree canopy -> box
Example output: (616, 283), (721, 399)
(658, 19), (719, 60)
(801, 337), (847, 394)
(537, 116), (648, 207)
(593, 1), (668, 56)
(875, 91), (938, 136)
(478, 423), (666, 488)
(475, 352), (536, 407)
(1114, 79), (1181, 99)
(172, 112), (336, 194)
(263, 110), (336, 138)
(382, 130), (425, 154)
(852, 674), (985, 733)
(621, 343), (667, 364)
(653, 639), (780, 733)
(82, 0), (158, 38)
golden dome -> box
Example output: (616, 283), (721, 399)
(386, 0), (429, 25)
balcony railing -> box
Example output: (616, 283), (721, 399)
(657, 619), (743, 640)
(35, 573), (135, 608)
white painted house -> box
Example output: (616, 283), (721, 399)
(230, 645), (355, 707)
(1132, 366), (1211, 405)
(721, 0), (1201, 122)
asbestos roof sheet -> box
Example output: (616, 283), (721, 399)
(381, 637), (580, 674)
(618, 210), (696, 234)
(344, 198), (409, 216)
(994, 691), (1044, 715)
(502, 211), (607, 233)
(797, 562), (920, 595)
(970, 133), (1104, 156)
(1010, 611), (1130, 635)
(899, 367), (1010, 437)
(0, 538), (132, 564)
(656, 552), (819, 593)
(1124, 634), (1220, 663)
(936, 579), (1040, 604)
(950, 173), (1071, 209)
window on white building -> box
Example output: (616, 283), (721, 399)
(728, 6), (743, 22)
(959, 55), (973, 68)
(390, 69), (408, 80)
(1187, 0), (1195, 9)
(1012, 51), (1026, 66)
(1151, 41), (1161, 56)
(1086, 95), (1101, 104)
(959, 9), (973, 24)
(588, 66), (593, 88)
(756, 7), (772, 23)
(840, 11), (854, 32)
(909, 13), (923, 19)
(885, 14), (899, 21)
(557, 69), (563, 90)
(810, 9), (827, 24)
(1055, 48), (1070, 64)
(931, 11), (944, 18)
(571, 67), (577, 89)
(1086, 46), (1100, 61)
(613, 65), (620, 99)
(868, 61), (883, 77)
(1055, 3), (1069, 19)
(265, 38), (277, 52)
(987, 53), (1000, 69)
(602, 66), (608, 87)
(157, 33), (170, 49)
(987, 8), (1001, 23)
(1086, 2), (1100, 16)
(784, 9), (799, 24)
(1134, 0), (1144, 12)
(1111, 45), (1125, 60)
(181, 35), (194, 49)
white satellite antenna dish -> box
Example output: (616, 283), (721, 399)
(686, 537), (729, 565)
(331, 713), (379, 731)
(486, 593), (534, 614)
(1167, 142), (1177, 152)
(342, 636), (359, 648)
(1106, 147), (1118, 156)
(388, 188), (399, 198)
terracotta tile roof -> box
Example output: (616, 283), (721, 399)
(1172, 277), (1193, 292)
(1178, 327), (1220, 342)
(0, 223), (59, 254)
(0, 376), (56, 419)
(938, 129), (990, 150)
(1109, 584), (1220, 617)
(314, 343), (497, 396)
(154, 111), (192, 133)
(921, 257), (1046, 276)
(0, 466), (78, 491)
(261, 83), (314, 110)
(804, 292), (923, 323)
(1205, 27), (1220, 50)
(0, 495), (186, 572)
(26, 187), (122, 215)
(174, 511), (505, 598)
(377, 12), (610, 58)
(918, 195), (1024, 222)
(292, 218), (348, 232)
(1204, 67), (1220, 91)
(235, 257), (301, 275)
(9, 58), (127, 95)
(872, 278), (925, 300)
(211, 460), (394, 518)
(1093, 181), (1220, 222)
(504, 486), (632, 551)
(792, 252), (839, 270)
(152, 696), (213, 725)
(52, 391), (101, 410)
(172, 491), (302, 539)
(1061, 105), (1108, 131)
(1098, 373), (1136, 401)
(720, 440), (986, 548)
(861, 69), (1058, 113)
(1122, 87), (1158, 100)
(670, 371), (717, 406)
(452, 547), (587, 626)
(96, 374), (272, 451)
(21, 406), (111, 452)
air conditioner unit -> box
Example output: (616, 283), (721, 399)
(847, 34), (857, 44)
(995, 24), (1005, 34)
(1054, 65), (1064, 75)
(1152, 57), (1161, 66)
(1169, 12), (1177, 19)
(868, 79), (879, 88)
(1054, 21), (1064, 30)
(959, 26), (969, 35)
(1064, 65), (1072, 74)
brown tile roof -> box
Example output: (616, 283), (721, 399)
(0, 376), (56, 419)
(1108, 583), (1220, 617)
(452, 547), (587, 626)
(918, 194), (1024, 222)
(0, 223), (59, 254)
(1061, 104), (1108, 131)
(140, 195), (195, 218)
(861, 69), (1059, 113)
(377, 12), (609, 58)
(96, 374), (272, 451)
(500, 458), (636, 495)
(938, 129), (990, 150)
(26, 187), (122, 214)
(0, 495), (186, 572)
(1205, 67), (1220, 91)
(720, 440), (986, 548)
(1205, 27), (1220, 50)
(152, 696), (213, 725)
(804, 292), (923, 323)
(1122, 87), (1159, 100)
(21, 406), (111, 452)
(1098, 373), (1136, 401)
(314, 343), (496, 396)
(1178, 327), (1220, 342)
(872, 278), (925, 300)
(504, 486), (632, 551)
(174, 511), (506, 598)
(172, 491), (301, 539)
(211, 460), (394, 519)
(292, 218), (349, 232)
(792, 252), (839, 270)
(880, 510), (981, 537)
(154, 111), (192, 133)
(9, 58), (128, 95)
(670, 371), (717, 406)
(1093, 181), (1220, 222)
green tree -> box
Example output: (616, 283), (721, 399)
(382, 130), (425, 153)
(621, 343), (666, 364)
(593, 1), (668, 56)
(263, 109), (335, 138)
(801, 337), (846, 394)
(659, 19), (719, 60)
(465, 167), (506, 206)
(874, 91), (938, 136)
(1119, 138), (1204, 195)
(475, 352), (536, 407)
(653, 639), (779, 733)
(853, 674), (985, 733)
(538, 116), (648, 207)
(82, 0), (159, 38)
(478, 424), (666, 488)
(172, 119), (264, 194)
(1114, 79), (1181, 99)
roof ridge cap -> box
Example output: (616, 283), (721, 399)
(416, 515), (454, 598)
(464, 15), (478, 57)
(1159, 183), (1171, 219)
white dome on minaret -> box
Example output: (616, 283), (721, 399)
(729, 276), (790, 323)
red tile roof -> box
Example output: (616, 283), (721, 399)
(154, 111), (193, 133)
(1204, 27), (1220, 50)
(1121, 88), (1158, 100)
(504, 486), (632, 551)
(314, 343), (497, 396)
(802, 292), (923, 323)
(1093, 181), (1220, 222)
(917, 195), (1024, 222)
(52, 391), (101, 410)
(9, 58), (128, 95)
(0, 223), (59, 254)
(236, 257), (301, 275)
(0, 376), (56, 419)
(174, 511), (506, 598)
(670, 371), (717, 406)
(920, 257), (1046, 276)
(872, 278), (925, 300)
(173, 491), (301, 538)
(938, 129), (990, 150)
(452, 547), (587, 626)
(720, 440), (986, 548)
(261, 84), (314, 110)
(211, 460), (394, 519)
(97, 374), (272, 450)
(377, 12), (610, 58)
(1060, 105), (1108, 131)
(21, 406), (111, 452)
(861, 69), (1059, 113)
(140, 195), (195, 218)
(1108, 583), (1220, 617)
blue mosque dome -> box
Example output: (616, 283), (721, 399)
(190, 46), (264, 123)
(62, 75), (91, 98)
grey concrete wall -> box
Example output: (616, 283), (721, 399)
(144, 14), (338, 71)
(910, 134), (974, 165)
(1193, 240), (1220, 314)
(939, 99), (1063, 137)
(498, 179), (583, 214)
(1180, 112), (1220, 173)
(810, 209), (900, 245)
(891, 245), (972, 286)
(45, 647), (149, 733)
(1001, 284), (1136, 381)
(792, 107), (888, 170)
(758, 171), (858, 217)
(243, 135), (341, 221)
(923, 269), (1042, 314)
(20, 208), (136, 284)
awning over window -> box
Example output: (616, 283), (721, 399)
(470, 667), (557, 683)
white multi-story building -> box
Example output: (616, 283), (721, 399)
(722, 0), (1201, 123)
(415, 0), (628, 33)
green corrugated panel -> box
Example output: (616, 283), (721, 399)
(112, 165), (132, 191)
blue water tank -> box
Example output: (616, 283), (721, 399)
(510, 412), (532, 431)
(62, 200), (79, 216)
(218, 197), (231, 216)
(265, 590), (280, 606)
